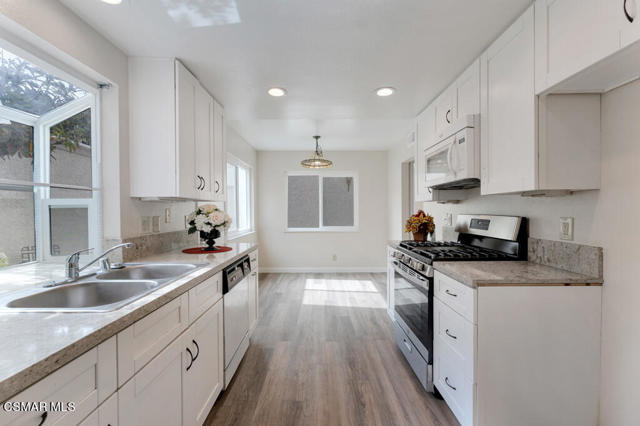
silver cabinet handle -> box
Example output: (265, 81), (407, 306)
(445, 329), (457, 340)
(445, 289), (458, 297)
(445, 377), (456, 391)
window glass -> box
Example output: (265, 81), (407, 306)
(49, 206), (89, 256)
(0, 186), (35, 267)
(0, 47), (88, 116)
(50, 108), (92, 188)
(0, 120), (34, 182)
(287, 175), (319, 229)
(238, 166), (249, 230)
(322, 176), (354, 226)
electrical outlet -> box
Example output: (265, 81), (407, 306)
(332, 254), (337, 261)
(164, 208), (171, 224)
(560, 217), (574, 241)
(152, 216), (160, 233)
(141, 216), (151, 234)
(444, 213), (453, 227)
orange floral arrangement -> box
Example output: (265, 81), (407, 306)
(405, 210), (435, 235)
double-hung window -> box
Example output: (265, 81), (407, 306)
(286, 171), (358, 232)
(226, 154), (253, 238)
(0, 42), (100, 268)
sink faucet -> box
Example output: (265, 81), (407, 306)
(65, 243), (134, 282)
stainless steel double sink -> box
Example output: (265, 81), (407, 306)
(0, 263), (206, 313)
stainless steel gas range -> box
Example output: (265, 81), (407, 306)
(388, 214), (527, 392)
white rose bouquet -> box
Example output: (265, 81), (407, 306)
(187, 205), (232, 251)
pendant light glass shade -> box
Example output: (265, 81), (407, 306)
(301, 135), (333, 168)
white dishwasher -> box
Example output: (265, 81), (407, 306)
(222, 255), (251, 388)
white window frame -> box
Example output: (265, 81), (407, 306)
(285, 170), (359, 233)
(0, 37), (101, 264)
(226, 153), (254, 240)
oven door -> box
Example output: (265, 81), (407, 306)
(392, 261), (432, 362)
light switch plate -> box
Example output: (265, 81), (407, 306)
(164, 208), (171, 224)
(141, 216), (151, 234)
(152, 216), (160, 233)
(560, 217), (574, 241)
(444, 213), (453, 227)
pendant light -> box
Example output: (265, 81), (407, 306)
(301, 135), (333, 168)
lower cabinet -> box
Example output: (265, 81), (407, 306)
(118, 334), (186, 426)
(0, 337), (117, 426)
(434, 271), (602, 426)
(119, 299), (224, 426)
(248, 251), (259, 335)
(182, 301), (224, 426)
(79, 392), (118, 426)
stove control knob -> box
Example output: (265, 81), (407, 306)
(402, 255), (411, 263)
(415, 263), (425, 271)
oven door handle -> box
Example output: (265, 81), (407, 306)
(393, 262), (430, 288)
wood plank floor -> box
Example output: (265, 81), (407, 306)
(205, 273), (459, 426)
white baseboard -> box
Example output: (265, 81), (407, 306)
(258, 266), (386, 274)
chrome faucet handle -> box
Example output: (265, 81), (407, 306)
(65, 248), (94, 280)
(99, 258), (111, 274)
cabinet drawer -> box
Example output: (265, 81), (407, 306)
(117, 293), (189, 386)
(189, 272), (222, 323)
(435, 343), (474, 426)
(0, 337), (116, 426)
(435, 271), (476, 323)
(434, 298), (476, 381)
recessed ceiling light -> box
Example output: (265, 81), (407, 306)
(267, 87), (287, 97)
(101, 0), (122, 4)
(376, 87), (395, 97)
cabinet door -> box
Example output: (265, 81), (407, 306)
(481, 5), (537, 195)
(619, 0), (640, 47)
(455, 59), (480, 119)
(415, 106), (435, 202)
(247, 270), (258, 334)
(182, 301), (224, 426)
(79, 392), (118, 426)
(176, 60), (199, 199)
(434, 86), (455, 140)
(119, 335), (187, 426)
(211, 100), (226, 201)
(195, 84), (214, 200)
(0, 337), (116, 426)
(535, 0), (619, 93)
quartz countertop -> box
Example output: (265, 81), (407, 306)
(0, 242), (258, 402)
(433, 261), (603, 289)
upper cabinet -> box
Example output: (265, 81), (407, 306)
(535, 0), (640, 94)
(130, 58), (225, 201)
(481, 4), (601, 195)
(433, 59), (480, 141)
(534, 0), (619, 93)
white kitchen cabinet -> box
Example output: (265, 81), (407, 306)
(386, 248), (395, 320)
(480, 5), (537, 195)
(534, 0), (619, 93)
(619, 0), (640, 47)
(480, 4), (601, 195)
(454, 59), (480, 120)
(247, 268), (259, 336)
(433, 271), (601, 426)
(434, 86), (456, 140)
(211, 100), (226, 201)
(129, 57), (225, 200)
(0, 337), (116, 426)
(414, 106), (434, 202)
(117, 293), (189, 386)
(79, 392), (118, 426)
(188, 272), (223, 323)
(119, 333), (186, 426)
(183, 300), (224, 426)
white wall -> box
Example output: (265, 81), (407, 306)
(387, 140), (415, 241)
(225, 125), (258, 244)
(0, 0), (195, 240)
(384, 80), (640, 426)
(257, 151), (388, 272)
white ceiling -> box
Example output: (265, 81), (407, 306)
(60, 0), (532, 150)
